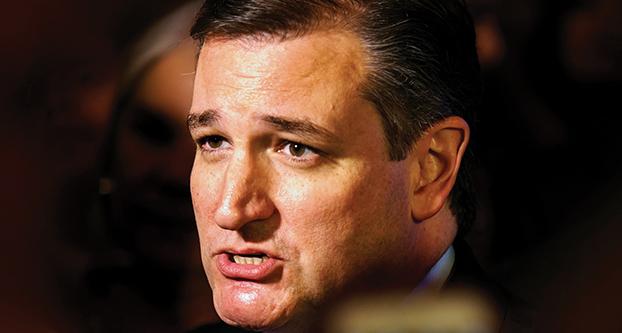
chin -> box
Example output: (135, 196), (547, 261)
(213, 283), (296, 331)
(217, 308), (291, 332)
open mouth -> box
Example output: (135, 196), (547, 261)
(217, 252), (279, 280)
(228, 253), (270, 265)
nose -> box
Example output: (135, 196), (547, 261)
(213, 151), (275, 230)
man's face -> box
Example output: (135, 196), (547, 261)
(190, 31), (422, 331)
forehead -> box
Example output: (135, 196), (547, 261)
(192, 31), (368, 115)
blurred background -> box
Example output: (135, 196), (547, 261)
(1, 0), (620, 332)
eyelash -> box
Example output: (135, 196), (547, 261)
(276, 140), (321, 164)
(196, 135), (231, 155)
(196, 134), (322, 166)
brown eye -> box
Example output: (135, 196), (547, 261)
(288, 142), (308, 157)
(206, 136), (225, 149)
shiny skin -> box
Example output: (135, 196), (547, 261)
(190, 31), (426, 331)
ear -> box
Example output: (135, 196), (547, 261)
(410, 116), (470, 222)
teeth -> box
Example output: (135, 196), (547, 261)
(233, 255), (268, 265)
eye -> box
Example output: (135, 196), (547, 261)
(206, 135), (225, 149)
(279, 141), (318, 159)
(287, 142), (310, 157)
(198, 135), (231, 152)
(276, 141), (322, 167)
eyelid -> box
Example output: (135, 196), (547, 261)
(277, 140), (319, 155)
(196, 134), (232, 152)
(189, 126), (226, 144)
(275, 141), (325, 169)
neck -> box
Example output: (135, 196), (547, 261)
(412, 204), (458, 282)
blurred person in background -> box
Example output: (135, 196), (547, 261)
(86, 2), (244, 332)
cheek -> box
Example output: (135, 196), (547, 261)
(190, 160), (217, 238)
(274, 171), (376, 279)
(190, 165), (223, 285)
(190, 162), (203, 217)
(276, 165), (411, 288)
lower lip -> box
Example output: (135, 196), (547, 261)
(216, 253), (280, 281)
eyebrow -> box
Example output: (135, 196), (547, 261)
(187, 109), (220, 130)
(187, 110), (338, 143)
(261, 115), (339, 143)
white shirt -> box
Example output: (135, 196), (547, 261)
(411, 246), (455, 295)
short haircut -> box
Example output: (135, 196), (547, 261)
(190, 0), (481, 233)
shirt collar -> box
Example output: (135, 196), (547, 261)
(411, 245), (455, 295)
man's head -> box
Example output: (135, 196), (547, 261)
(188, 0), (479, 331)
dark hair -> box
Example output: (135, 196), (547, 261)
(190, 0), (480, 233)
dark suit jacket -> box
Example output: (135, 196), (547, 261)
(447, 238), (533, 333)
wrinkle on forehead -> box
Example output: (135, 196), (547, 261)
(192, 30), (374, 137)
(200, 30), (367, 96)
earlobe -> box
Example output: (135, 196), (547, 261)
(410, 116), (470, 221)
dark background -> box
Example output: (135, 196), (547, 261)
(1, 0), (621, 331)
